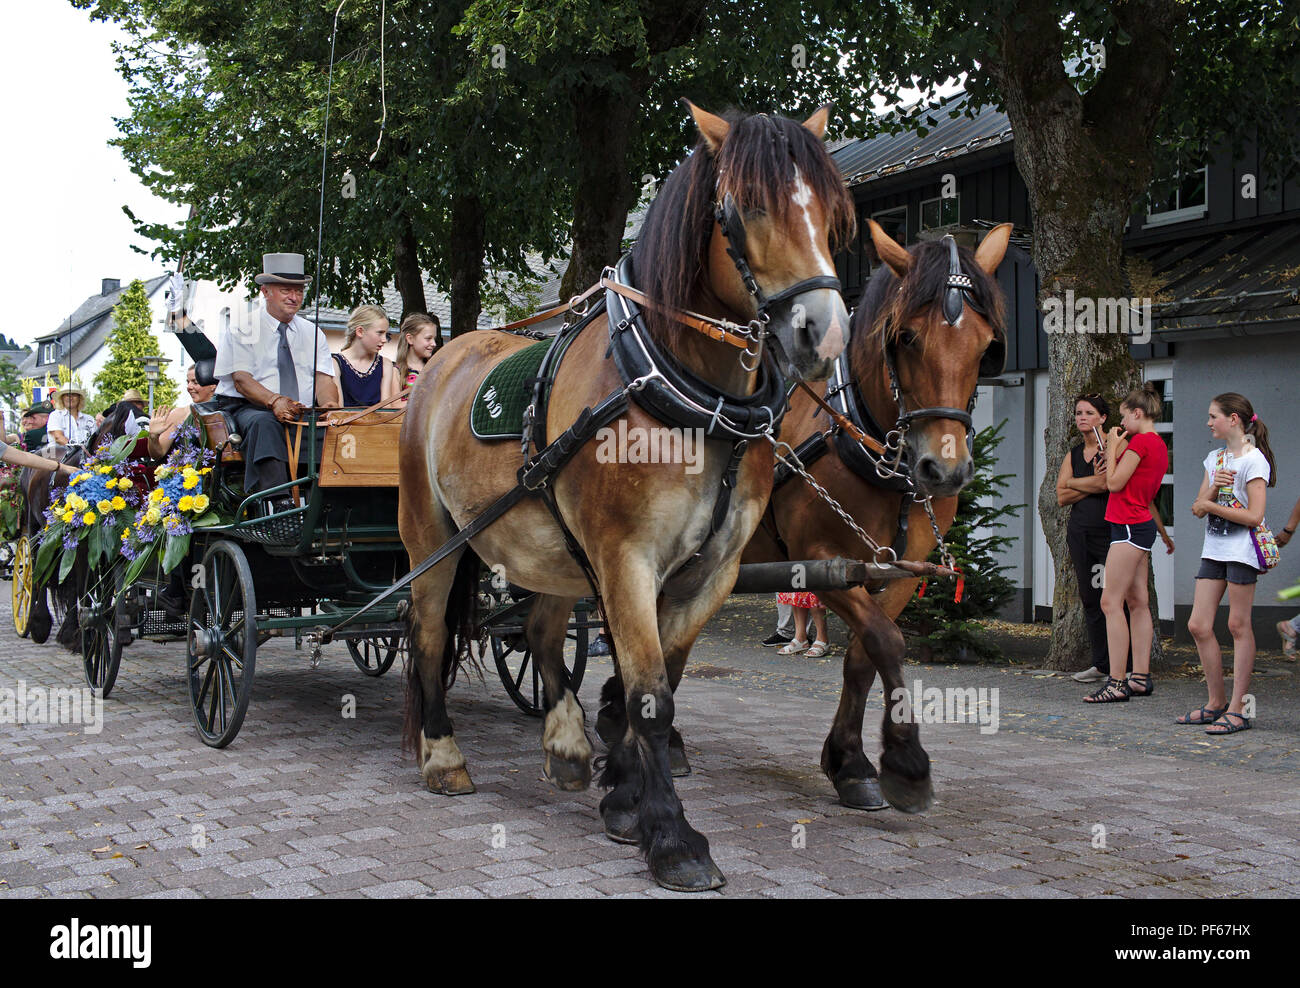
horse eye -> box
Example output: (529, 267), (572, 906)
(898, 329), (919, 349)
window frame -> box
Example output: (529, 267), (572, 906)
(919, 193), (960, 231)
(1144, 165), (1209, 228)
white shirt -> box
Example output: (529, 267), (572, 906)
(47, 408), (96, 445)
(1200, 446), (1271, 568)
(214, 304), (335, 403)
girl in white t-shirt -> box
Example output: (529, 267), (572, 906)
(1181, 392), (1277, 735)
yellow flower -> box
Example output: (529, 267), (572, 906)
(118, 478), (133, 490)
(62, 510), (74, 523)
(71, 473), (88, 485)
(155, 465), (171, 479)
(121, 529), (129, 541)
(183, 475), (199, 490)
(83, 512), (96, 525)
(97, 500), (112, 514)
(105, 477), (118, 490)
(182, 465), (197, 477)
(178, 495), (194, 512)
(200, 467), (212, 475)
(111, 496), (126, 511)
(144, 507), (162, 526)
(192, 494), (210, 512)
(149, 488), (165, 503)
(66, 494), (86, 511)
(96, 466), (112, 474)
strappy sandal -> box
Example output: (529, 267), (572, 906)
(777, 639), (809, 655)
(1083, 676), (1129, 703)
(805, 640), (830, 658)
(1205, 711), (1252, 735)
(1125, 672), (1154, 697)
(1176, 705), (1227, 725)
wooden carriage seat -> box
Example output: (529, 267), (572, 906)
(319, 407), (403, 487)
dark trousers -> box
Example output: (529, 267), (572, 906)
(212, 396), (290, 495)
(1067, 522), (1132, 673)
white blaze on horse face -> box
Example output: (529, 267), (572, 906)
(791, 165), (836, 277)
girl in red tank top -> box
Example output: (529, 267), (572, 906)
(1085, 382), (1168, 704)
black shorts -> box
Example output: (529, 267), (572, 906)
(1109, 520), (1157, 551)
(1195, 558), (1261, 585)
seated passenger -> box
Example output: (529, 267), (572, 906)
(395, 312), (440, 396)
(333, 304), (398, 407)
(47, 385), (96, 446)
(210, 252), (341, 510)
(148, 367), (219, 458)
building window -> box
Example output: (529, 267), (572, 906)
(871, 205), (907, 246)
(1145, 166), (1208, 227)
(40, 341), (61, 364)
(920, 194), (959, 231)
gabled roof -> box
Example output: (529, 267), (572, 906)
(830, 91), (1012, 189)
(36, 275), (169, 345)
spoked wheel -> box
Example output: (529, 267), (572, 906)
(11, 536), (33, 638)
(347, 634), (401, 677)
(187, 540), (257, 748)
(79, 561), (124, 697)
(491, 601), (590, 718)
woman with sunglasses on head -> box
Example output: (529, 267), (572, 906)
(1084, 383), (1169, 704)
(1179, 393), (1276, 734)
(1058, 393), (1173, 684)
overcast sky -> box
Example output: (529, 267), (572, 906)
(2, 2), (186, 347)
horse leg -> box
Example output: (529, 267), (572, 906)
(28, 577), (52, 644)
(528, 594), (593, 791)
(596, 666), (689, 777)
(820, 585), (932, 813)
(403, 547), (477, 796)
(597, 564), (724, 891)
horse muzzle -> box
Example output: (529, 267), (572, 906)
(767, 286), (849, 382)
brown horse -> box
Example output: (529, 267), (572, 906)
(399, 101), (854, 891)
(598, 219), (1012, 813)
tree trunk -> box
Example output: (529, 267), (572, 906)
(558, 79), (637, 302)
(448, 192), (485, 337)
(987, 0), (1179, 670)
(392, 219), (427, 320)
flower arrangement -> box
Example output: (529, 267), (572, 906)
(0, 461), (23, 543)
(119, 423), (216, 586)
(34, 431), (145, 586)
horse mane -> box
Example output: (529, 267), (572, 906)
(631, 109), (856, 344)
(850, 238), (1006, 354)
(87, 402), (138, 454)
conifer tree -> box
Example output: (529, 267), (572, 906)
(94, 278), (180, 408)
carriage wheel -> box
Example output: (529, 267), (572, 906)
(346, 634), (401, 677)
(79, 562), (124, 698)
(186, 540), (257, 748)
(491, 606), (590, 718)
(11, 536), (33, 638)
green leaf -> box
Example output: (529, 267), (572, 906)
(190, 510), (224, 529)
(108, 432), (139, 463)
(34, 525), (64, 584)
(58, 543), (77, 584)
(87, 521), (103, 571)
(161, 532), (190, 574)
(121, 541), (157, 589)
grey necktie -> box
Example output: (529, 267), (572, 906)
(276, 321), (299, 402)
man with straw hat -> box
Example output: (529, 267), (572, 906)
(211, 252), (340, 506)
(47, 384), (95, 446)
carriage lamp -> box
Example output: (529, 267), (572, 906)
(137, 354), (172, 415)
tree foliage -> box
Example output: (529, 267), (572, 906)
(94, 278), (180, 409)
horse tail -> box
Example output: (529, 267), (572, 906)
(401, 548), (482, 754)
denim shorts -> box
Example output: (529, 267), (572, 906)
(1109, 520), (1157, 551)
(1195, 558), (1261, 585)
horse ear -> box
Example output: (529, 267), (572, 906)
(683, 98), (729, 152)
(868, 219), (912, 278)
(975, 222), (1013, 275)
(802, 104), (832, 139)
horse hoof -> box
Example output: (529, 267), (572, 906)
(650, 852), (726, 892)
(668, 743), (691, 778)
(602, 807), (641, 845)
(543, 753), (591, 792)
(426, 767), (476, 796)
(835, 777), (887, 811)
(880, 770), (933, 814)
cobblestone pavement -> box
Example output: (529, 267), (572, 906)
(2, 592), (1298, 899)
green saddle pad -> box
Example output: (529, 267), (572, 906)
(471, 338), (553, 440)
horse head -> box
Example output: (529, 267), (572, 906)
(853, 220), (1012, 497)
(632, 101), (855, 383)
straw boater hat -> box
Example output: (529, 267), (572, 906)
(56, 384), (86, 405)
(120, 388), (147, 405)
(254, 252), (312, 286)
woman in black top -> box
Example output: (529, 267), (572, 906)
(1056, 393), (1174, 681)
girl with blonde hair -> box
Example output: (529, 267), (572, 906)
(395, 312), (440, 393)
(334, 304), (398, 406)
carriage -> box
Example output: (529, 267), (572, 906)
(10, 400), (600, 747)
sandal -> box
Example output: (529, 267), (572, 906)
(1083, 676), (1129, 703)
(805, 640), (830, 658)
(1205, 711), (1252, 735)
(777, 639), (809, 655)
(1278, 621), (1297, 660)
(1176, 705), (1227, 725)
(1125, 672), (1154, 697)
